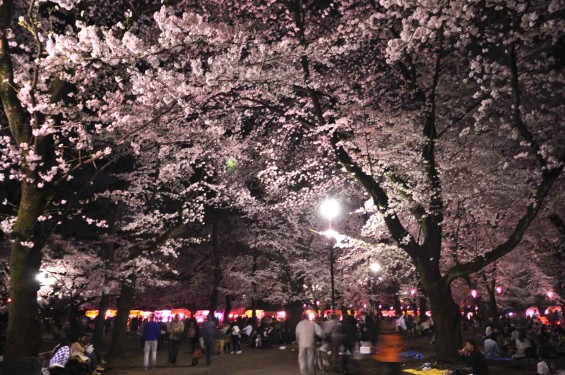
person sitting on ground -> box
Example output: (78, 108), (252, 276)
(70, 335), (102, 375)
(514, 330), (533, 359)
(49, 338), (71, 375)
(459, 339), (489, 375)
(484, 333), (501, 360)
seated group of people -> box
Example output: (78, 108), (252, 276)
(482, 321), (565, 361)
(47, 335), (105, 375)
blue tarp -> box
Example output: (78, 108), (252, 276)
(401, 351), (426, 360)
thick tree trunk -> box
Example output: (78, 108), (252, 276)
(93, 293), (111, 352)
(419, 296), (428, 319)
(428, 283), (462, 360)
(108, 282), (135, 357)
(4, 182), (46, 360)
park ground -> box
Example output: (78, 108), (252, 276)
(49, 330), (536, 375)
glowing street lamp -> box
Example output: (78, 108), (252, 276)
(319, 198), (340, 314)
(369, 262), (382, 273)
(320, 198), (341, 221)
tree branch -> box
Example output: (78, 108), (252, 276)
(444, 151), (565, 284)
(509, 43), (546, 169)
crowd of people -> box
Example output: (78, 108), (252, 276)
(137, 312), (288, 369)
(479, 314), (565, 373)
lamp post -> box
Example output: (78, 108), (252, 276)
(369, 262), (381, 312)
(320, 198), (340, 313)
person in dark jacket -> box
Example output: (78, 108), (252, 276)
(459, 339), (489, 375)
(341, 307), (357, 373)
(187, 319), (201, 366)
(200, 315), (217, 367)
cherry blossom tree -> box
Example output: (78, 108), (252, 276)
(2, 0), (563, 362)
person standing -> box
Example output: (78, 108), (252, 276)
(341, 308), (357, 373)
(167, 314), (184, 365)
(142, 315), (160, 370)
(200, 315), (217, 367)
(230, 321), (242, 354)
(373, 319), (405, 375)
(188, 319), (201, 367)
(295, 313), (323, 375)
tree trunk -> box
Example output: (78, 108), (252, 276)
(487, 287), (499, 326)
(93, 205), (119, 352)
(224, 295), (233, 322)
(108, 282), (135, 357)
(393, 294), (402, 316)
(251, 247), (258, 320)
(419, 296), (428, 319)
(93, 293), (111, 352)
(428, 283), (462, 360)
(209, 220), (221, 313)
(4, 182), (46, 360)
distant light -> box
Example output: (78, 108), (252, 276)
(316, 301), (320, 306)
(7, 298), (11, 303)
(496, 286), (503, 295)
(547, 291), (555, 299)
(320, 199), (340, 220)
(410, 289), (417, 296)
(363, 304), (367, 308)
(226, 158), (237, 171)
(323, 228), (342, 240)
(470, 290), (478, 299)
(508, 312), (514, 317)
(37, 297), (42, 301)
(369, 262), (382, 273)
(378, 305), (382, 309)
(389, 307), (393, 310)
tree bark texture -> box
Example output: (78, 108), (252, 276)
(93, 293), (111, 353)
(4, 182), (46, 360)
(108, 281), (135, 357)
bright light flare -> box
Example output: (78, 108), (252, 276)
(369, 262), (381, 273)
(470, 290), (478, 299)
(320, 198), (340, 220)
(322, 229), (345, 242)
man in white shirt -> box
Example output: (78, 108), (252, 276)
(295, 314), (323, 375)
(396, 314), (407, 332)
(483, 333), (500, 359)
